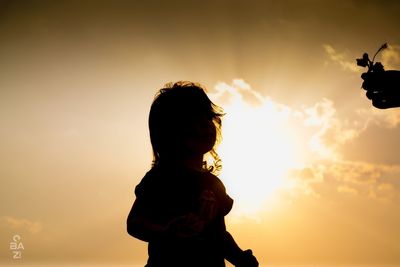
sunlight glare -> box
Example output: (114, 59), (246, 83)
(212, 80), (304, 216)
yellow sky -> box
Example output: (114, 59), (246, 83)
(1, 0), (400, 266)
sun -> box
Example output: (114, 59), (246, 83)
(211, 80), (303, 216)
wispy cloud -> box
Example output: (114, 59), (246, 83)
(357, 106), (400, 129)
(314, 160), (400, 202)
(337, 185), (358, 195)
(382, 44), (400, 70)
(323, 44), (360, 73)
(1, 216), (43, 234)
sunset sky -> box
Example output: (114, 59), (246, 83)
(1, 0), (400, 266)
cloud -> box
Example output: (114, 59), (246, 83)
(1, 216), (43, 234)
(371, 182), (397, 203)
(382, 44), (400, 70)
(357, 106), (400, 129)
(293, 159), (400, 203)
(337, 185), (358, 195)
(303, 98), (340, 159)
(293, 97), (370, 160)
(213, 79), (267, 107)
(323, 44), (360, 73)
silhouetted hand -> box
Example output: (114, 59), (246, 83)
(235, 249), (259, 267)
(165, 213), (205, 239)
(361, 70), (400, 109)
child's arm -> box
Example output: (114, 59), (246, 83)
(127, 198), (205, 242)
(221, 222), (258, 267)
(127, 198), (168, 242)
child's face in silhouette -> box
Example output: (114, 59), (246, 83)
(180, 115), (216, 157)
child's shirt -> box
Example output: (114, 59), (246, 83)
(134, 164), (234, 267)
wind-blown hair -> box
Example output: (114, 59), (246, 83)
(148, 81), (224, 173)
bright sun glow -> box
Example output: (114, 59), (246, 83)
(210, 80), (305, 216)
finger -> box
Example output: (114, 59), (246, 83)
(361, 72), (384, 90)
(367, 89), (388, 108)
(373, 98), (400, 109)
(362, 79), (378, 91)
(361, 72), (368, 81)
(362, 80), (368, 90)
(372, 98), (392, 109)
(366, 91), (374, 100)
(367, 89), (392, 100)
(384, 70), (400, 89)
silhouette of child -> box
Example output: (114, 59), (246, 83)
(127, 81), (259, 267)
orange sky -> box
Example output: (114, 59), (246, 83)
(1, 1), (400, 266)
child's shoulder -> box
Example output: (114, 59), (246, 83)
(134, 167), (162, 197)
(201, 171), (226, 190)
(134, 165), (184, 195)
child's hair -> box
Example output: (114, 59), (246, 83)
(148, 81), (224, 173)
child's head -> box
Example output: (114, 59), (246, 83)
(149, 81), (224, 171)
